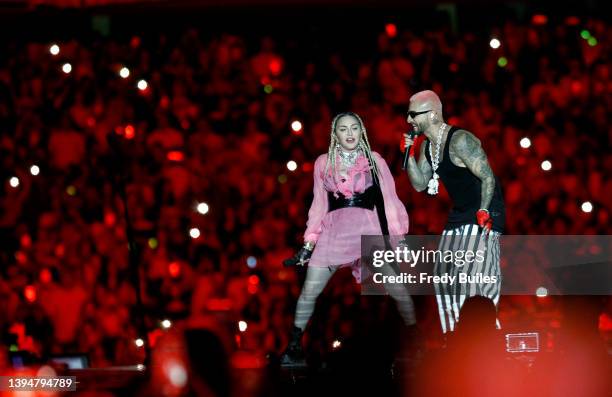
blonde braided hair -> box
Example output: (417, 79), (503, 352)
(324, 112), (380, 186)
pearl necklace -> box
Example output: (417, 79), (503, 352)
(427, 123), (447, 195)
(337, 147), (360, 168)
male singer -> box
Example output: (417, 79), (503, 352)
(403, 90), (505, 333)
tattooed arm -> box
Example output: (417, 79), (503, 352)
(406, 141), (433, 192)
(451, 130), (495, 209)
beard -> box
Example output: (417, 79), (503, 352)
(411, 122), (425, 136)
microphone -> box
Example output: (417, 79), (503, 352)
(401, 130), (417, 170)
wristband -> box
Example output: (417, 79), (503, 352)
(408, 144), (417, 157)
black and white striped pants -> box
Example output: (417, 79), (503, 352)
(434, 224), (502, 333)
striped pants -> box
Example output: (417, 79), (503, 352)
(434, 224), (501, 333)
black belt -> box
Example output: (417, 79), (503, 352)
(328, 185), (376, 212)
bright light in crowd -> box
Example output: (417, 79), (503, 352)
(135, 338), (144, 347)
(196, 202), (209, 215)
(519, 137), (531, 148)
(167, 362), (188, 388)
(581, 201), (593, 213)
(40, 268), (52, 284)
(489, 38), (501, 49)
(9, 177), (19, 188)
(332, 339), (342, 349)
(541, 160), (552, 171)
(291, 120), (302, 132)
(238, 321), (248, 332)
(497, 57), (508, 67)
(287, 161), (298, 171)
(385, 23), (397, 38)
(119, 67), (130, 78)
(62, 63), (72, 74)
(49, 44), (60, 55)
(124, 124), (135, 139)
(536, 286), (548, 297)
(137, 79), (148, 90)
(189, 227), (201, 239)
(168, 261), (181, 278)
(246, 256), (257, 269)
(531, 14), (548, 25)
(580, 30), (591, 40)
(161, 319), (172, 329)
(24, 285), (37, 303)
(167, 151), (184, 161)
(30, 165), (40, 176)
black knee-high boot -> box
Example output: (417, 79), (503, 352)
(280, 326), (306, 367)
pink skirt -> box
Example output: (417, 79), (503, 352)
(309, 207), (382, 283)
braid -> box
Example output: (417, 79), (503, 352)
(325, 121), (339, 185)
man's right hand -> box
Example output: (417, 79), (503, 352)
(403, 133), (416, 153)
(404, 135), (433, 192)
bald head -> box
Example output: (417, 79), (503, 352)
(409, 90), (443, 115)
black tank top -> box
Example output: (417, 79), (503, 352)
(425, 126), (505, 233)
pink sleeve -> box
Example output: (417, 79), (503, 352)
(303, 155), (329, 243)
(374, 152), (409, 235)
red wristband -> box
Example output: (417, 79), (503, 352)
(408, 143), (416, 157)
(476, 209), (492, 230)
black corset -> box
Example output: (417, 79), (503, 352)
(328, 185), (377, 212)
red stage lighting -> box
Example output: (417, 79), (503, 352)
(24, 285), (37, 302)
(167, 151), (184, 162)
(248, 275), (260, 285)
(532, 14), (548, 25)
(20, 234), (32, 248)
(160, 95), (170, 109)
(104, 211), (116, 226)
(168, 261), (181, 278)
(570, 81), (583, 94)
(448, 116), (460, 125)
(385, 23), (397, 38)
(15, 251), (27, 264)
(130, 36), (141, 48)
(124, 124), (135, 139)
(269, 58), (283, 76)
(40, 268), (52, 284)
(565, 16), (580, 26)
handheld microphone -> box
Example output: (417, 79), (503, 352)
(401, 130), (417, 170)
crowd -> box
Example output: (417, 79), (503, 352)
(0, 11), (610, 371)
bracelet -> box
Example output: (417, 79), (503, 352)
(304, 241), (315, 251)
(478, 208), (489, 213)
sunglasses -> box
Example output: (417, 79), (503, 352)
(407, 110), (432, 118)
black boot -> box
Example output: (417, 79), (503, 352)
(280, 326), (306, 368)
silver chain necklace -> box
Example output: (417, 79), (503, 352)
(337, 147), (360, 168)
(427, 123), (447, 195)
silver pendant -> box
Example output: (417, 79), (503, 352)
(427, 173), (439, 195)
